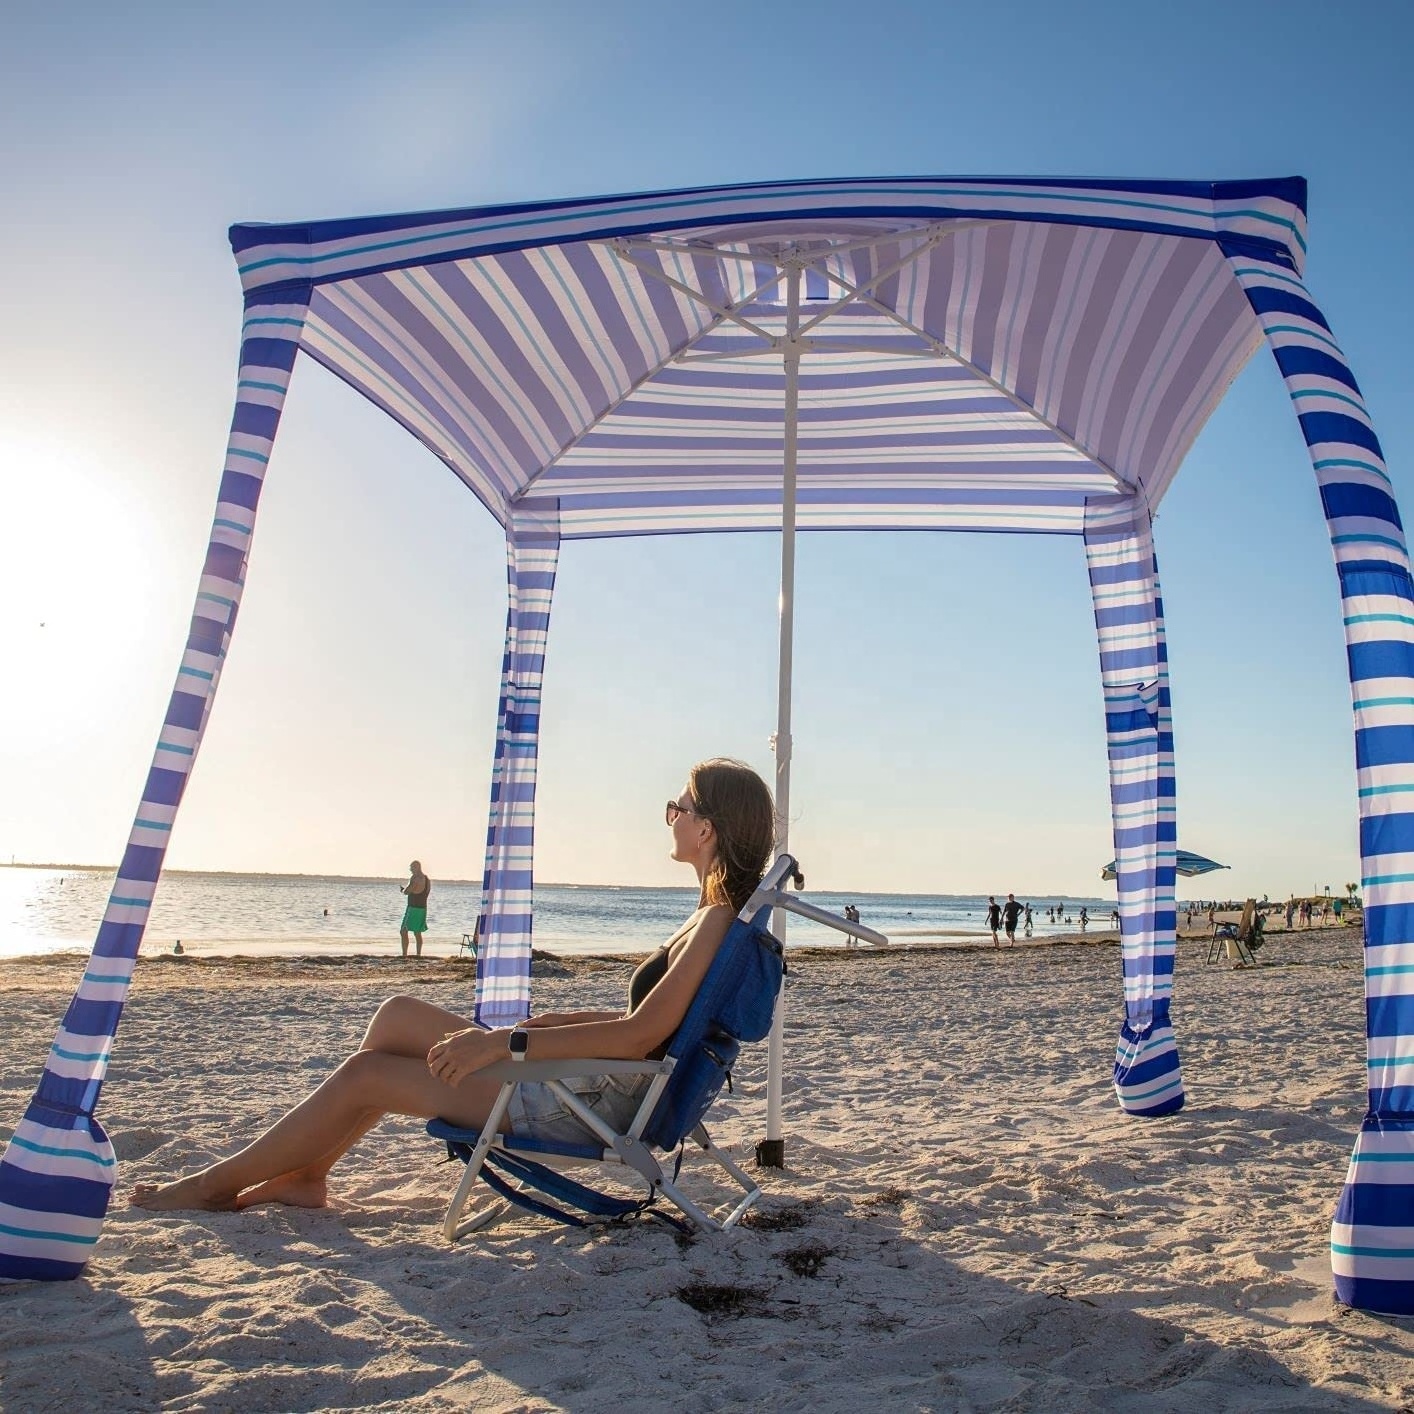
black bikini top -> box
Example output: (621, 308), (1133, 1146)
(628, 944), (672, 1012)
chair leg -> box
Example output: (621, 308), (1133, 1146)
(653, 1178), (723, 1232)
(658, 1125), (764, 1231)
(448, 1191), (513, 1240)
(443, 1084), (516, 1242)
(698, 1133), (764, 1228)
(440, 1097), (768, 1240)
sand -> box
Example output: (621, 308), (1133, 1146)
(1, 927), (1411, 1412)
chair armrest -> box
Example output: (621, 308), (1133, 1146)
(478, 1057), (671, 1085)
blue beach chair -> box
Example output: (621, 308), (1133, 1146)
(428, 854), (880, 1238)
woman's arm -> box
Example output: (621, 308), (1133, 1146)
(427, 906), (734, 1085)
(520, 1010), (623, 1028)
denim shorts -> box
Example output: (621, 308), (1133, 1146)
(506, 1072), (651, 1145)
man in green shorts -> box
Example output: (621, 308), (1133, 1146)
(400, 860), (431, 957)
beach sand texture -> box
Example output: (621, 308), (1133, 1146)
(2, 928), (1412, 1411)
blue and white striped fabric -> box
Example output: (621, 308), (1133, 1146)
(258, 177), (1290, 541)
(1225, 251), (1414, 1315)
(474, 510), (560, 1028)
(0, 295), (306, 1280)
(1085, 499), (1183, 1117)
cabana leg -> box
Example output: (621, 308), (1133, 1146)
(0, 299), (307, 1279)
(1228, 252), (1414, 1315)
(1085, 498), (1184, 1118)
(474, 509), (560, 1031)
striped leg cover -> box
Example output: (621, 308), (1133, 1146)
(475, 507), (560, 1029)
(1227, 250), (1414, 1315)
(1085, 497), (1183, 1117)
(0, 296), (305, 1280)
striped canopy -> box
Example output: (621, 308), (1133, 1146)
(231, 175), (1304, 540)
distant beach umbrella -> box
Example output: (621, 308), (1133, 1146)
(1100, 850), (1227, 882)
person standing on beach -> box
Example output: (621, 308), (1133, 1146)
(1078, 907), (1089, 932)
(985, 896), (1002, 946)
(400, 861), (431, 958)
(1001, 893), (1022, 944)
(1023, 903), (1033, 936)
(842, 903), (860, 946)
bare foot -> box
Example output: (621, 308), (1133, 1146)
(129, 1176), (238, 1212)
(235, 1172), (329, 1209)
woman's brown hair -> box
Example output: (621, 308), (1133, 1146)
(688, 758), (775, 913)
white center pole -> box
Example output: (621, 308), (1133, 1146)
(761, 258), (801, 1168)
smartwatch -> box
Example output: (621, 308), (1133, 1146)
(508, 1028), (530, 1061)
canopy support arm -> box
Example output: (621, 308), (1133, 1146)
(793, 226), (952, 338)
(619, 219), (1011, 267)
(604, 241), (781, 340)
(513, 258), (801, 502)
(833, 279), (1139, 497)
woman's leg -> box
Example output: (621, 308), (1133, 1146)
(131, 997), (504, 1211)
(234, 998), (493, 1207)
(359, 994), (476, 1057)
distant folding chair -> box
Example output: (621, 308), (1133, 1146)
(1206, 898), (1261, 967)
(427, 854), (885, 1239)
(459, 921), (480, 960)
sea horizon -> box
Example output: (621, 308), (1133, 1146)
(1, 860), (1146, 899)
(0, 863), (1136, 962)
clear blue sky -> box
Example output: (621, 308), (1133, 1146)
(2, 0), (1411, 900)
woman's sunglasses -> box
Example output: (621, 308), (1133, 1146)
(665, 800), (706, 825)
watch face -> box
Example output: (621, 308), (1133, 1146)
(509, 1029), (530, 1054)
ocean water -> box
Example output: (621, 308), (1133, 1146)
(0, 866), (1118, 960)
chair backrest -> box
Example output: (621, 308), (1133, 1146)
(640, 915), (785, 1150)
(1237, 898), (1256, 942)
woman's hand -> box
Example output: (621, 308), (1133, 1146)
(426, 1027), (498, 1086)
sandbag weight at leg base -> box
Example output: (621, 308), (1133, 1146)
(1332, 1122), (1414, 1315)
(755, 1138), (785, 1168)
(1113, 1009), (1185, 1117)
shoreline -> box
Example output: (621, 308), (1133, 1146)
(0, 917), (1360, 966)
(0, 925), (1361, 990)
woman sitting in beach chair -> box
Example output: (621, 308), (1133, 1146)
(130, 758), (774, 1214)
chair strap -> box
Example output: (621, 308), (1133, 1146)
(476, 1156), (590, 1228)
(477, 1149), (655, 1228)
(440, 1139), (698, 1236)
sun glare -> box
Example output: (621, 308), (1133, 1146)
(0, 432), (176, 754)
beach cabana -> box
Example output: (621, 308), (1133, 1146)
(3, 176), (1410, 1315)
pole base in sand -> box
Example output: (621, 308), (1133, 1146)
(755, 1138), (785, 1169)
